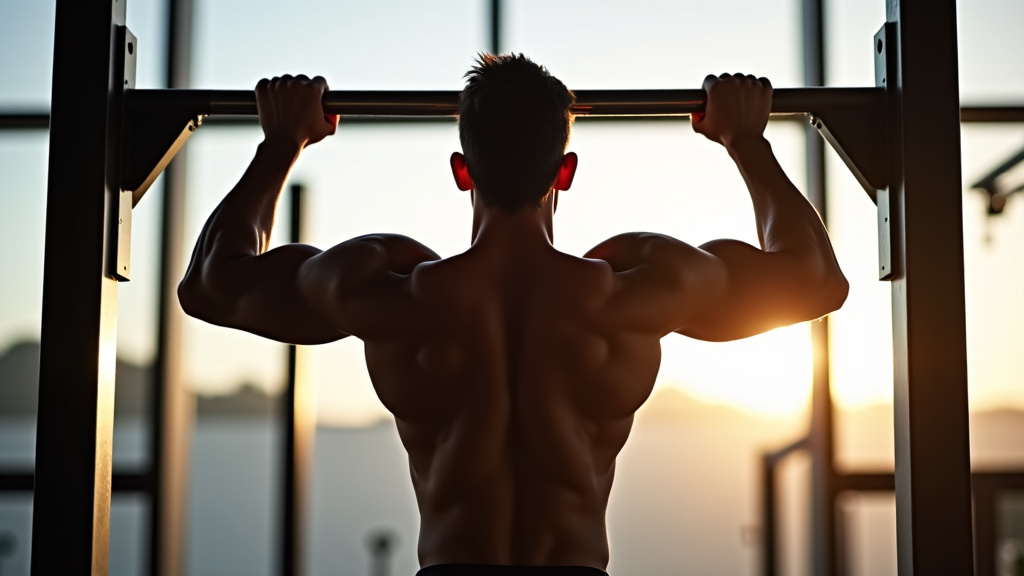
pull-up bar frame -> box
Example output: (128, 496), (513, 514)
(121, 86), (888, 235)
(29, 0), (975, 575)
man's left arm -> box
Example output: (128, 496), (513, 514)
(178, 75), (343, 344)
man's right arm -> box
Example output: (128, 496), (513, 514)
(589, 74), (848, 341)
(681, 74), (847, 341)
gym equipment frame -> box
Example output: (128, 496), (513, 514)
(18, 0), (1022, 574)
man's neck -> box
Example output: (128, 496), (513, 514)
(470, 197), (556, 250)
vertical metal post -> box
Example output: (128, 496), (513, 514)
(149, 0), (195, 574)
(972, 482), (996, 576)
(884, 1), (975, 574)
(489, 0), (501, 54)
(280, 184), (313, 576)
(761, 455), (778, 576)
(31, 0), (126, 573)
(803, 0), (837, 574)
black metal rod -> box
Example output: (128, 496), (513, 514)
(970, 147), (1024, 190)
(126, 87), (883, 117)
(148, 0), (195, 575)
(280, 183), (309, 576)
(4, 103), (1024, 131)
(960, 106), (1024, 123)
(31, 0), (125, 573)
(761, 454), (778, 576)
(0, 473), (151, 493)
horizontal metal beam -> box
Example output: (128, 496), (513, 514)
(0, 114), (49, 129)
(960, 106), (1024, 123)
(0, 472), (151, 493)
(3, 104), (1022, 131)
(129, 86), (884, 117)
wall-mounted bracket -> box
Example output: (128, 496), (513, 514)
(111, 26), (137, 282)
(121, 89), (201, 208)
(873, 22), (898, 281)
(811, 99), (887, 203)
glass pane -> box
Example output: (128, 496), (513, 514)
(999, 492), (1024, 576)
(962, 125), (1024, 424)
(0, 0), (168, 108)
(186, 418), (281, 576)
(840, 493), (897, 576)
(505, 0), (802, 89)
(192, 0), (486, 90)
(827, 0), (1024, 100)
(110, 494), (149, 576)
(0, 3), (55, 107)
(958, 0), (1024, 103)
(181, 128), (288, 576)
(0, 496), (31, 576)
(0, 132), (48, 467)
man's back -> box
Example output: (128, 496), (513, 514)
(370, 238), (659, 568)
(178, 66), (849, 575)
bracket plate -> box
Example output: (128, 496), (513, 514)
(874, 23), (898, 281)
(121, 88), (201, 208)
(112, 26), (137, 282)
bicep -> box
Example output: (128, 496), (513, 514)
(180, 242), (347, 345)
(676, 238), (838, 341)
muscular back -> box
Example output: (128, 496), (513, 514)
(358, 241), (662, 569)
(179, 71), (849, 574)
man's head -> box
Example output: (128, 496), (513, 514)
(452, 54), (577, 213)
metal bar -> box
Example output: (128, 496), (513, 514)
(30, 1), (127, 573)
(279, 184), (313, 576)
(764, 437), (809, 465)
(970, 147), (1024, 190)
(125, 86), (884, 118)
(885, 1), (975, 574)
(761, 454), (779, 576)
(972, 472), (1024, 576)
(802, 0), (836, 574)
(960, 106), (1024, 123)
(4, 103), (1020, 132)
(0, 473), (151, 493)
(148, 0), (195, 575)
(972, 481), (997, 576)
(0, 474), (33, 492)
(0, 114), (49, 129)
(489, 0), (501, 55)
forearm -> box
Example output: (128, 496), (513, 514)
(727, 135), (835, 263)
(181, 138), (302, 296)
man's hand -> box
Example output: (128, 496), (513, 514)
(255, 74), (340, 149)
(691, 73), (772, 149)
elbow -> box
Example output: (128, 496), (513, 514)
(177, 273), (220, 322)
(816, 266), (849, 317)
(177, 277), (203, 319)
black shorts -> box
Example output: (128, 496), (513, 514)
(416, 565), (608, 576)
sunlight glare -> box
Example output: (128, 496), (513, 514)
(659, 323), (814, 418)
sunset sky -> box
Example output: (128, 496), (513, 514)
(1, 0), (1022, 426)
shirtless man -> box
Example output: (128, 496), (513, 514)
(179, 54), (849, 575)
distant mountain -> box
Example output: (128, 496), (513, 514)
(4, 339), (1024, 443)
(0, 341), (275, 417)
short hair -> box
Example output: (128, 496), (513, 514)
(458, 53), (575, 213)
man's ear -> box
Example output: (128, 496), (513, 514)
(450, 152), (474, 191)
(553, 152), (578, 191)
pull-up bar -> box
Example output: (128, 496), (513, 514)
(128, 86), (883, 117)
(123, 86), (888, 219)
